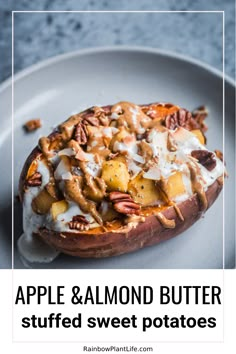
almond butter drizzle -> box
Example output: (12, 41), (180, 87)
(155, 212), (176, 228)
(60, 114), (81, 141)
(111, 101), (152, 134)
(187, 161), (208, 211)
(38, 137), (54, 158)
(170, 202), (184, 221)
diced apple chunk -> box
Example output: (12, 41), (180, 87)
(128, 174), (160, 206)
(191, 129), (206, 145)
(162, 172), (186, 199)
(51, 200), (69, 220)
(102, 160), (129, 192)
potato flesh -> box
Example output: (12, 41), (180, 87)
(102, 160), (129, 192)
(51, 200), (69, 220)
(128, 175), (160, 206)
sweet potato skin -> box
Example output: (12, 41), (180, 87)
(19, 104), (223, 258)
(35, 179), (222, 258)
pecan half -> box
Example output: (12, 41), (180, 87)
(109, 192), (133, 203)
(24, 119), (42, 132)
(26, 172), (42, 187)
(83, 115), (100, 126)
(82, 106), (110, 126)
(114, 201), (141, 215)
(68, 215), (90, 231)
(109, 192), (141, 215)
(165, 108), (199, 131)
(191, 150), (216, 171)
(192, 105), (208, 132)
(94, 106), (110, 126)
(74, 123), (87, 145)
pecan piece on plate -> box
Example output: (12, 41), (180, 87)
(165, 108), (199, 131)
(74, 123), (88, 145)
(191, 150), (216, 171)
(26, 172), (42, 187)
(109, 192), (141, 215)
(24, 119), (42, 132)
(68, 215), (90, 231)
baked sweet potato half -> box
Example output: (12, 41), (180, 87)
(19, 102), (225, 258)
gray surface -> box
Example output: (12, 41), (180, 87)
(0, 48), (234, 269)
(0, 0), (235, 83)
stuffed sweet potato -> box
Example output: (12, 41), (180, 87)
(19, 102), (225, 258)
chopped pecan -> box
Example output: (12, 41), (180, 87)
(24, 119), (42, 132)
(26, 172), (42, 187)
(98, 114), (110, 127)
(94, 106), (110, 126)
(82, 106), (110, 126)
(74, 123), (88, 145)
(192, 105), (208, 132)
(83, 115), (100, 126)
(109, 192), (141, 215)
(191, 150), (216, 171)
(165, 108), (199, 131)
(68, 215), (89, 231)
(102, 105), (112, 114)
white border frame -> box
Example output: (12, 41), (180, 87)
(11, 10), (226, 345)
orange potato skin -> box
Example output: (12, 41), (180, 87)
(19, 104), (223, 258)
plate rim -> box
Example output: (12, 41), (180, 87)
(0, 46), (235, 93)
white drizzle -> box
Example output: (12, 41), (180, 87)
(18, 184), (59, 264)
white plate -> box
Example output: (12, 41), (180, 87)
(0, 47), (235, 269)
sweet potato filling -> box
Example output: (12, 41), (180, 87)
(22, 101), (223, 233)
